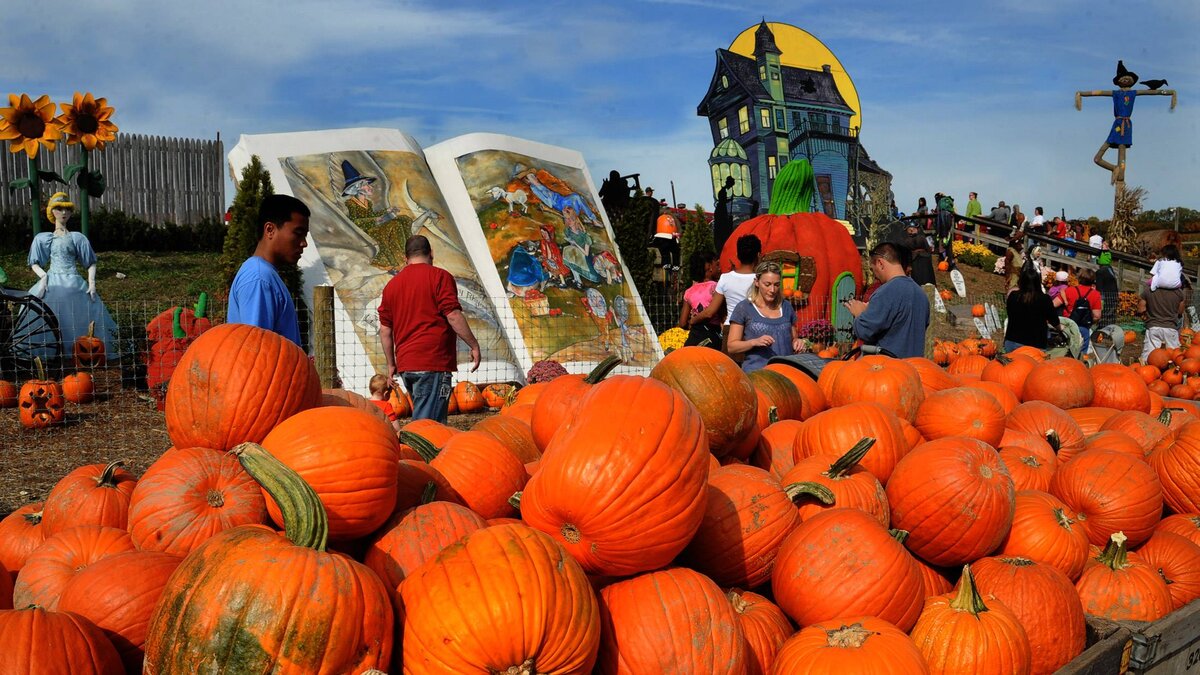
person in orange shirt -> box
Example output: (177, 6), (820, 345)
(652, 212), (681, 271)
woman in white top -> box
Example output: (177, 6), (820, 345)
(688, 234), (762, 351)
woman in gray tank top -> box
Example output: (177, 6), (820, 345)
(725, 261), (801, 372)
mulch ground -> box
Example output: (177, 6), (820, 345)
(0, 372), (491, 518)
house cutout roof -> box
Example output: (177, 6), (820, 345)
(698, 49), (854, 115)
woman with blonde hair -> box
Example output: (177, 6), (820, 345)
(725, 261), (802, 372)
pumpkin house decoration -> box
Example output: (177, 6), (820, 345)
(718, 159), (861, 324)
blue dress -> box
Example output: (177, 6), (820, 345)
(17, 231), (118, 358)
(1106, 90), (1136, 147)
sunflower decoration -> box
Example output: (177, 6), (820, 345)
(0, 94), (63, 158)
(58, 92), (118, 151)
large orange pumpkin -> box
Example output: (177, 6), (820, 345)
(905, 356), (960, 395)
(748, 368), (804, 422)
(750, 419), (803, 479)
(1148, 418), (1200, 513)
(763, 363), (827, 420)
(41, 460), (137, 537)
(365, 500), (488, 597)
(1022, 357), (1094, 409)
(981, 353), (1038, 400)
(164, 323), (322, 452)
(1050, 449), (1162, 548)
(828, 355), (925, 422)
(771, 616), (928, 673)
(650, 347), (759, 458)
(530, 356), (622, 450)
(971, 556), (1086, 674)
(886, 437), (1015, 567)
(1136, 531), (1200, 610)
(999, 491), (1090, 581)
(914, 387), (1006, 447)
(1090, 363), (1152, 412)
(597, 567), (744, 675)
(909, 565), (1032, 675)
(1102, 410), (1172, 453)
(1006, 401), (1087, 463)
(520, 376), (710, 576)
(430, 430), (527, 520)
(1075, 532), (1172, 622)
(772, 508), (925, 631)
(402, 523), (600, 674)
(0, 605), (124, 674)
(143, 443), (394, 673)
(727, 590), (793, 675)
(717, 159), (861, 323)
(793, 401), (909, 484)
(127, 447), (269, 556)
(57, 551), (182, 673)
(678, 465), (801, 589)
(261, 406), (399, 540)
(472, 414), (540, 464)
(998, 446), (1056, 492)
(12, 526), (135, 610)
(781, 438), (889, 527)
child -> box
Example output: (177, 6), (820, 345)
(1150, 244), (1184, 291)
(678, 251), (722, 348)
(368, 374), (402, 434)
(1048, 270), (1070, 299)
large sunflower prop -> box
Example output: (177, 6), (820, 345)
(0, 94), (63, 158)
(58, 92), (118, 151)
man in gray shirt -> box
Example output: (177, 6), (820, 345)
(989, 201), (1011, 226)
(843, 242), (930, 358)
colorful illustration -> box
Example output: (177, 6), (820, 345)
(454, 150), (656, 365)
(280, 150), (518, 379)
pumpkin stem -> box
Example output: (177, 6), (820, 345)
(825, 623), (872, 649)
(22, 510), (42, 526)
(998, 556), (1035, 567)
(890, 529), (910, 544)
(399, 431), (440, 462)
(726, 589), (749, 613)
(584, 355), (623, 384)
(86, 321), (95, 339)
(1044, 430), (1062, 453)
(420, 481), (438, 505)
(1053, 507), (1076, 529)
(766, 158), (816, 216)
(994, 353), (1012, 365)
(784, 481), (835, 505)
(826, 438), (876, 479)
(171, 306), (186, 339)
(1159, 408), (1176, 426)
(494, 660), (535, 675)
(1019, 455), (1042, 469)
(508, 491), (522, 512)
(768, 406), (778, 425)
(194, 291), (208, 319)
(96, 460), (125, 488)
(205, 489), (225, 508)
(33, 356), (45, 381)
(948, 564), (989, 616)
(1097, 531), (1130, 571)
(232, 442), (329, 552)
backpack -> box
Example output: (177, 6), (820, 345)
(1064, 286), (1096, 328)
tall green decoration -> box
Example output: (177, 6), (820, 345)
(768, 159), (816, 216)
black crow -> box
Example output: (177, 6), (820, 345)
(1141, 79), (1169, 90)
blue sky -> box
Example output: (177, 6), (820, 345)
(5, 0), (1198, 219)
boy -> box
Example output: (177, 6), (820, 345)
(368, 374), (402, 434)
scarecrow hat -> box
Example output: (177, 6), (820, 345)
(1114, 60), (1138, 86)
(45, 192), (75, 221)
(340, 160), (376, 197)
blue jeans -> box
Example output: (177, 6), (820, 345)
(402, 371), (452, 423)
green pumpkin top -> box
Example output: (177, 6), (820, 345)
(768, 159), (816, 216)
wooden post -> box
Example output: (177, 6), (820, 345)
(312, 285), (337, 389)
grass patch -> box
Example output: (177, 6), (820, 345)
(1, 250), (224, 305)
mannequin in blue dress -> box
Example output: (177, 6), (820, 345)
(1076, 61), (1177, 186)
(21, 192), (118, 357)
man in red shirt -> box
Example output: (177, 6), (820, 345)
(378, 235), (480, 422)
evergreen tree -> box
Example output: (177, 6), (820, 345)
(222, 155), (274, 289)
(613, 191), (656, 295)
(679, 204), (715, 279)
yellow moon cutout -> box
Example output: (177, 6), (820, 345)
(730, 22), (861, 130)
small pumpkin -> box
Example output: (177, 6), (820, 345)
(0, 605), (124, 674)
(0, 379), (17, 408)
(938, 261), (950, 272)
(18, 358), (65, 429)
(61, 372), (95, 404)
(773, 616), (927, 673)
(909, 565), (1032, 675)
(73, 321), (106, 368)
(12, 526), (136, 610)
(726, 590), (793, 675)
(971, 304), (986, 317)
(364, 499), (488, 603)
(981, 353), (1038, 399)
(0, 503), (45, 579)
(41, 461), (137, 537)
(480, 383), (513, 409)
(452, 380), (486, 413)
(388, 388), (413, 418)
(781, 438), (889, 527)
(793, 401), (909, 484)
(999, 491), (1090, 581)
(1022, 357), (1094, 409)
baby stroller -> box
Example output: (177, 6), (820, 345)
(767, 344), (895, 383)
(1088, 325), (1126, 364)
(1045, 317), (1084, 360)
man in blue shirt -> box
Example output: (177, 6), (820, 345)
(227, 194), (310, 346)
(843, 242), (930, 358)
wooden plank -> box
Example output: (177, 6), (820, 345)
(1128, 599), (1200, 673)
(312, 285), (337, 388)
(1057, 616), (1135, 675)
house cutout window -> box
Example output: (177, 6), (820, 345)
(770, 67), (780, 81)
(720, 75), (729, 89)
(738, 106), (750, 134)
(767, 155), (778, 180)
(759, 65), (766, 81)
(718, 118), (729, 139)
(775, 109), (786, 130)
(759, 108), (771, 129)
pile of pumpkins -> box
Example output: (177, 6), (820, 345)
(0, 358), (97, 429)
(383, 380), (512, 418)
(1136, 331), (1200, 400)
(6, 323), (1200, 674)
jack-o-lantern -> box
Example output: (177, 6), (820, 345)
(19, 359), (65, 429)
(718, 160), (861, 322)
(73, 321), (106, 368)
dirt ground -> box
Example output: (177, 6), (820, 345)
(0, 376), (491, 518)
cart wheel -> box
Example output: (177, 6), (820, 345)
(0, 287), (63, 379)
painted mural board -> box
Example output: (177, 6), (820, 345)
(229, 129), (659, 394)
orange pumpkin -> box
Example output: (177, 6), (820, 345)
(481, 383), (513, 409)
(520, 376), (709, 576)
(0, 379), (18, 408)
(1147, 418), (1200, 513)
(781, 438), (889, 527)
(388, 389), (413, 418)
(0, 503), (46, 580)
(650, 347), (759, 459)
(772, 616), (928, 673)
(905, 356), (960, 395)
(998, 446), (1055, 492)
(12, 525), (135, 610)
(727, 590), (792, 675)
(750, 419), (803, 479)
(0, 606), (124, 674)
(1050, 449), (1163, 547)
(18, 358), (65, 429)
(1075, 532), (1171, 622)
(1147, 347), (1176, 369)
(980, 354), (1038, 399)
(1090, 363), (1151, 412)
(914, 387), (1006, 447)
(886, 437), (1015, 567)
(364, 500), (488, 600)
(1022, 357), (1094, 409)
(910, 565), (1032, 675)
(61, 372), (95, 404)
(939, 287), (953, 300)
(999, 490), (1090, 581)
(472, 414), (540, 464)
(1007, 401), (1087, 463)
(947, 353), (991, 377)
(452, 381), (486, 413)
(1157, 514), (1200, 548)
(73, 321), (106, 368)
(938, 261), (950, 272)
(971, 304), (986, 317)
(41, 461), (137, 537)
(1136, 531), (1200, 610)
(1101, 410), (1172, 453)
(793, 401), (909, 484)
(1125, 329), (1138, 344)
(748, 369), (804, 422)
(828, 355), (924, 422)
(430, 430), (527, 520)
(763, 363), (828, 420)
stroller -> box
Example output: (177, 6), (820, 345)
(767, 344), (896, 382)
(1088, 324), (1127, 364)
